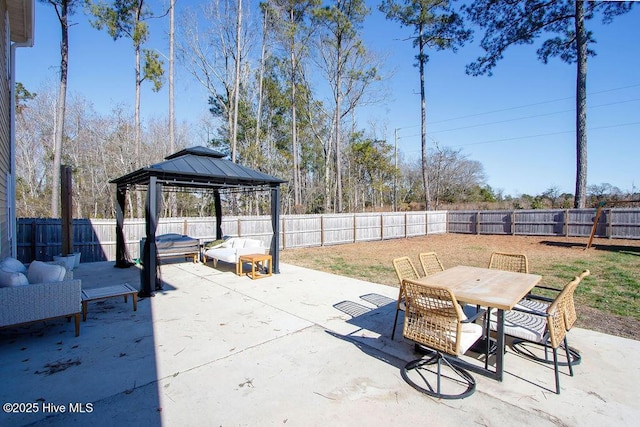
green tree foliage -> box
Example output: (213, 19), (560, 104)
(464, 0), (635, 209)
(379, 0), (471, 210)
(15, 82), (36, 114)
(88, 0), (165, 91)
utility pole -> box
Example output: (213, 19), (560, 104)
(394, 128), (399, 212)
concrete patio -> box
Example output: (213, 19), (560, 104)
(1, 260), (638, 426)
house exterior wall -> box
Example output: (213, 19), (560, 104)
(0, 0), (10, 259)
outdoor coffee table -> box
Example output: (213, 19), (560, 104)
(81, 283), (138, 321)
(237, 254), (272, 279)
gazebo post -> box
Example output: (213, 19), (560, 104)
(271, 184), (280, 274)
(214, 190), (223, 240)
(141, 177), (162, 296)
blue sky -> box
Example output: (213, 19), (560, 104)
(15, 1), (640, 198)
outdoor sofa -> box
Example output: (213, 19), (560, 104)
(203, 237), (266, 268)
(0, 258), (81, 336)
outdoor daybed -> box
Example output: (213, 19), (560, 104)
(140, 233), (200, 263)
(0, 258), (81, 336)
(203, 237), (266, 267)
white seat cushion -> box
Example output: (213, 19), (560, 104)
(458, 322), (483, 354)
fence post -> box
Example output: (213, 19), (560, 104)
(476, 212), (480, 235)
(405, 212), (408, 238)
(607, 208), (613, 240)
(281, 217), (286, 250)
(320, 215), (325, 246)
(353, 214), (357, 243)
(565, 209), (569, 237)
(511, 211), (516, 235)
(31, 219), (37, 262)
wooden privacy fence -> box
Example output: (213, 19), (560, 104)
(447, 208), (640, 239)
(16, 208), (640, 264)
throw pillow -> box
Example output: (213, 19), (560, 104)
(205, 239), (226, 249)
(0, 269), (29, 287)
(0, 257), (27, 274)
(26, 261), (66, 284)
(244, 239), (262, 248)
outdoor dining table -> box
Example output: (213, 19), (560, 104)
(416, 265), (542, 381)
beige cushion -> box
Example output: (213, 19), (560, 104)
(26, 261), (66, 284)
(0, 269), (29, 287)
(0, 257), (27, 274)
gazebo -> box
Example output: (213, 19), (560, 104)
(110, 146), (287, 296)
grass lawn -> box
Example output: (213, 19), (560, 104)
(280, 233), (640, 340)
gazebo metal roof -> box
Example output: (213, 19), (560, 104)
(110, 146), (286, 296)
(110, 146), (286, 189)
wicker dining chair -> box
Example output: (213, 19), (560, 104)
(490, 275), (582, 394)
(391, 257), (421, 340)
(401, 279), (484, 399)
(418, 252), (445, 277)
(514, 270), (590, 366)
(488, 252), (529, 273)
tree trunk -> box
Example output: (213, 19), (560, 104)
(169, 0), (177, 216)
(574, 0), (588, 208)
(256, 8), (267, 151)
(335, 39), (343, 213)
(231, 0), (242, 163)
(290, 10), (300, 207)
(135, 41), (143, 217)
(51, 1), (70, 218)
(419, 23), (431, 211)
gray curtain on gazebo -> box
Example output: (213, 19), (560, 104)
(140, 177), (163, 296)
(115, 185), (134, 268)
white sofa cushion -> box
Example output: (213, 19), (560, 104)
(27, 261), (67, 284)
(0, 269), (29, 287)
(243, 239), (262, 249)
(204, 238), (266, 264)
(0, 257), (27, 274)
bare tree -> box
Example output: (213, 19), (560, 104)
(313, 0), (379, 213)
(177, 0), (253, 162)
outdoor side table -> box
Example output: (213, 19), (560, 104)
(81, 283), (138, 321)
(237, 254), (273, 279)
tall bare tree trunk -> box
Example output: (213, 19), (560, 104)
(135, 42), (143, 216)
(169, 0), (177, 216)
(52, 1), (70, 218)
(255, 7), (267, 150)
(335, 73), (342, 213)
(290, 9), (300, 207)
(574, 0), (588, 208)
(231, 0), (242, 163)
